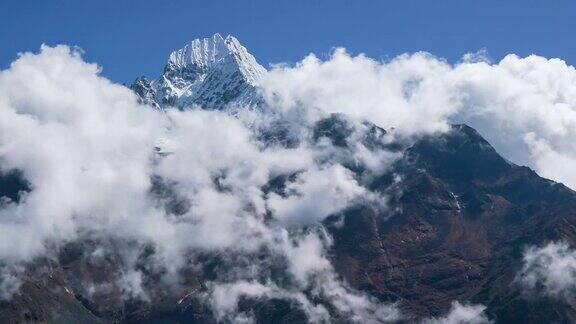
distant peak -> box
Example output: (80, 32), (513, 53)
(165, 33), (265, 81)
(132, 33), (267, 110)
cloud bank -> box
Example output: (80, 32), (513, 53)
(0, 45), (402, 322)
(263, 49), (576, 189)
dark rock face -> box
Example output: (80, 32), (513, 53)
(0, 260), (104, 324)
(0, 169), (30, 204)
(3, 123), (576, 323)
(130, 76), (160, 109)
(327, 124), (576, 322)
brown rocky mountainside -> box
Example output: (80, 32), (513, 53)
(327, 124), (576, 323)
(1, 123), (576, 323)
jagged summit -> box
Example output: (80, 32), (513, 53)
(131, 33), (266, 110)
(167, 33), (230, 70)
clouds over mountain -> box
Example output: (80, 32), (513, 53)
(0, 45), (165, 262)
(517, 242), (576, 300)
(2, 40), (576, 322)
(263, 49), (576, 190)
(0, 45), (403, 322)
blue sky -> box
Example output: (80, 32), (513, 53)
(1, 0), (575, 83)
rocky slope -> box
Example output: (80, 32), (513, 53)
(324, 123), (576, 322)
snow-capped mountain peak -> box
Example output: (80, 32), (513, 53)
(131, 33), (266, 110)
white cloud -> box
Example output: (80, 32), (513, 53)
(517, 241), (576, 300)
(0, 45), (166, 262)
(119, 269), (148, 301)
(422, 301), (491, 324)
(267, 165), (368, 227)
(449, 54), (576, 188)
(262, 49), (457, 136)
(208, 280), (332, 323)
